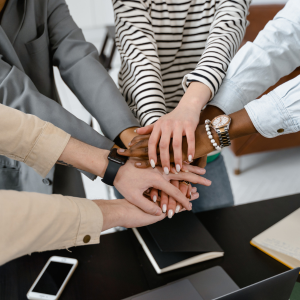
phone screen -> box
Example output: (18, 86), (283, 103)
(32, 261), (73, 295)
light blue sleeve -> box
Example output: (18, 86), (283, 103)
(245, 75), (300, 138)
(209, 0), (300, 116)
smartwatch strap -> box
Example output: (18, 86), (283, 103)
(101, 160), (122, 186)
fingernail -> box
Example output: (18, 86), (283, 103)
(162, 204), (167, 213)
(190, 191), (192, 199)
(135, 162), (142, 166)
(128, 142), (131, 146)
(175, 205), (180, 213)
(188, 155), (193, 162)
(150, 159), (155, 169)
(134, 129), (137, 133)
(164, 167), (169, 175)
(189, 203), (192, 210)
(118, 149), (125, 152)
(153, 195), (157, 203)
(168, 210), (174, 219)
(184, 169), (189, 173)
(176, 164), (181, 173)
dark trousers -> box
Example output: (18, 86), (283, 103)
(53, 165), (86, 198)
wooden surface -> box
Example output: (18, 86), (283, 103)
(1, 194), (300, 300)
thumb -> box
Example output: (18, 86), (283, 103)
(132, 194), (162, 216)
(137, 124), (154, 135)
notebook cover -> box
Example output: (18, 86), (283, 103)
(137, 212), (223, 269)
(147, 211), (223, 252)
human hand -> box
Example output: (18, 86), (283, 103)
(135, 82), (211, 174)
(93, 199), (166, 231)
(114, 159), (211, 216)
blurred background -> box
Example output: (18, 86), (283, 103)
(55, 0), (300, 209)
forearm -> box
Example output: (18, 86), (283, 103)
(194, 108), (257, 159)
(57, 137), (110, 178)
(179, 82), (211, 114)
(0, 191), (103, 266)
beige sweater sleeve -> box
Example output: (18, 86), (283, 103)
(0, 190), (103, 266)
(0, 104), (70, 177)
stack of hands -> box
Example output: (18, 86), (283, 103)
(112, 84), (220, 222)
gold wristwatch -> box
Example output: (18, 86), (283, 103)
(209, 115), (232, 148)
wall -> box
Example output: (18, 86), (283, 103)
(66, 0), (289, 30)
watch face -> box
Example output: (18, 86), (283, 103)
(109, 148), (128, 165)
(211, 115), (231, 128)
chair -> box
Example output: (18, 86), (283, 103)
(99, 25), (116, 71)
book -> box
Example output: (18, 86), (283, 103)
(133, 211), (224, 274)
(251, 208), (300, 269)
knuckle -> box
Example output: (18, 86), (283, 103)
(159, 142), (169, 150)
(172, 139), (181, 148)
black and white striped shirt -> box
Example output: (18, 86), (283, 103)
(113, 0), (251, 126)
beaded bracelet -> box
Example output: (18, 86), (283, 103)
(205, 119), (222, 151)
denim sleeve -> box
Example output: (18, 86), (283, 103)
(209, 0), (300, 115)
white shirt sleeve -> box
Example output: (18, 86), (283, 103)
(210, 0), (300, 117)
(245, 75), (300, 138)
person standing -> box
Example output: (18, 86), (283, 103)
(113, 0), (251, 213)
(0, 0), (139, 197)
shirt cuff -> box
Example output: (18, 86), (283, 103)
(245, 91), (298, 138)
(24, 122), (71, 178)
(70, 197), (103, 246)
(183, 68), (222, 100)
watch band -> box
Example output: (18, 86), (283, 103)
(102, 159), (123, 186)
(216, 127), (231, 148)
(101, 148), (128, 187)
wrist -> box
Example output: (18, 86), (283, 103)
(181, 82), (211, 110)
(93, 200), (124, 232)
(194, 125), (219, 159)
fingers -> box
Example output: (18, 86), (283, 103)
(154, 179), (191, 211)
(117, 144), (148, 158)
(160, 191), (169, 214)
(169, 171), (211, 186)
(185, 126), (195, 163)
(159, 125), (172, 174)
(131, 194), (162, 216)
(181, 164), (206, 175)
(172, 127), (183, 173)
(175, 181), (189, 213)
(136, 124), (154, 135)
(128, 135), (150, 148)
(148, 126), (161, 168)
(135, 160), (150, 168)
(167, 180), (179, 218)
(150, 188), (159, 203)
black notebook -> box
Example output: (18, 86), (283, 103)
(133, 211), (224, 274)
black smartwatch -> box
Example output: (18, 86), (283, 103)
(101, 148), (128, 186)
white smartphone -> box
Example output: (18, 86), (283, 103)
(27, 256), (78, 300)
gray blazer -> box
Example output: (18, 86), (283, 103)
(0, 0), (138, 193)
